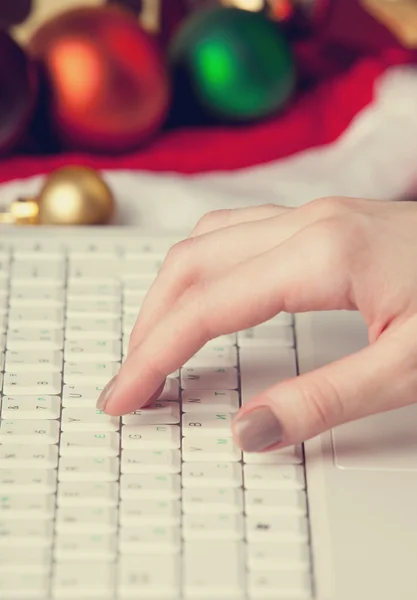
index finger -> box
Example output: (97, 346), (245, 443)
(101, 223), (352, 416)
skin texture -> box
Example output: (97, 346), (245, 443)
(99, 197), (417, 451)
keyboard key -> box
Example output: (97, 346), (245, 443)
(63, 383), (104, 407)
(69, 241), (120, 256)
(0, 469), (57, 494)
(52, 563), (115, 598)
(0, 445), (58, 469)
(184, 542), (245, 599)
(185, 346), (238, 368)
(118, 555), (180, 598)
(247, 542), (310, 572)
(238, 324), (294, 347)
(182, 463), (243, 488)
(121, 449), (181, 474)
(64, 339), (122, 362)
(0, 572), (49, 598)
(67, 281), (120, 298)
(63, 362), (119, 385)
(248, 570), (312, 599)
(6, 328), (64, 351)
(183, 514), (244, 541)
(65, 318), (121, 341)
(183, 488), (243, 515)
(5, 350), (63, 373)
(55, 534), (117, 563)
(68, 261), (120, 280)
(122, 402), (180, 426)
(182, 412), (233, 437)
(1, 395), (61, 420)
(120, 473), (181, 500)
(120, 499), (181, 527)
(66, 298), (121, 317)
(0, 419), (60, 444)
(58, 482), (119, 508)
(182, 390), (240, 413)
(56, 507), (118, 534)
(204, 334), (237, 347)
(181, 367), (238, 390)
(60, 432), (120, 457)
(7, 307), (64, 328)
(243, 446), (303, 465)
(119, 526), (181, 555)
(11, 261), (64, 281)
(182, 438), (241, 462)
(12, 240), (64, 255)
(58, 457), (119, 482)
(2, 371), (62, 395)
(159, 377), (180, 401)
(122, 425), (180, 450)
(0, 494), (55, 520)
(61, 408), (120, 432)
(0, 548), (52, 574)
(245, 490), (307, 516)
(122, 254), (164, 274)
(9, 288), (64, 308)
(246, 515), (309, 543)
(0, 521), (53, 548)
(244, 465), (305, 490)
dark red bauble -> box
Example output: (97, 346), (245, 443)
(0, 31), (38, 154)
(28, 6), (170, 153)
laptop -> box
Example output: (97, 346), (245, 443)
(0, 225), (415, 600)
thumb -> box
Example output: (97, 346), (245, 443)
(232, 329), (415, 451)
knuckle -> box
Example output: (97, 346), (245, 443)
(163, 238), (195, 271)
(191, 209), (231, 236)
(307, 214), (367, 267)
(303, 196), (353, 220)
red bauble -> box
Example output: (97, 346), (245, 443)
(0, 31), (38, 154)
(28, 6), (170, 153)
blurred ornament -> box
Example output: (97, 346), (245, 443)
(0, 31), (38, 154)
(110, 0), (188, 45)
(0, 0), (32, 29)
(361, 0), (417, 48)
(169, 5), (296, 123)
(0, 166), (115, 226)
(220, 0), (294, 21)
(11, 0), (187, 46)
(28, 6), (170, 153)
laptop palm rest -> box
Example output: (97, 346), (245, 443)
(332, 404), (417, 471)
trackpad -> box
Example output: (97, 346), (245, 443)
(332, 404), (417, 471)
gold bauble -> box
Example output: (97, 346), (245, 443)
(37, 166), (115, 225)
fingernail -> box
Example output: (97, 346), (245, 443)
(233, 406), (283, 452)
(96, 376), (117, 412)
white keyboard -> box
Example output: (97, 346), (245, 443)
(0, 231), (314, 600)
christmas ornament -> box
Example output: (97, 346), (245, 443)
(11, 0), (187, 45)
(28, 6), (170, 153)
(169, 5), (296, 123)
(0, 0), (32, 30)
(0, 166), (115, 226)
(361, 0), (417, 48)
(0, 31), (38, 154)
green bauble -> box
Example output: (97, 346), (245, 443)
(169, 5), (296, 122)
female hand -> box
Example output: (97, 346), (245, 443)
(97, 197), (417, 452)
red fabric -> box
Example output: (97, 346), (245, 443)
(0, 42), (414, 184)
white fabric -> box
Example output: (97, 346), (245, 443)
(1, 66), (417, 232)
